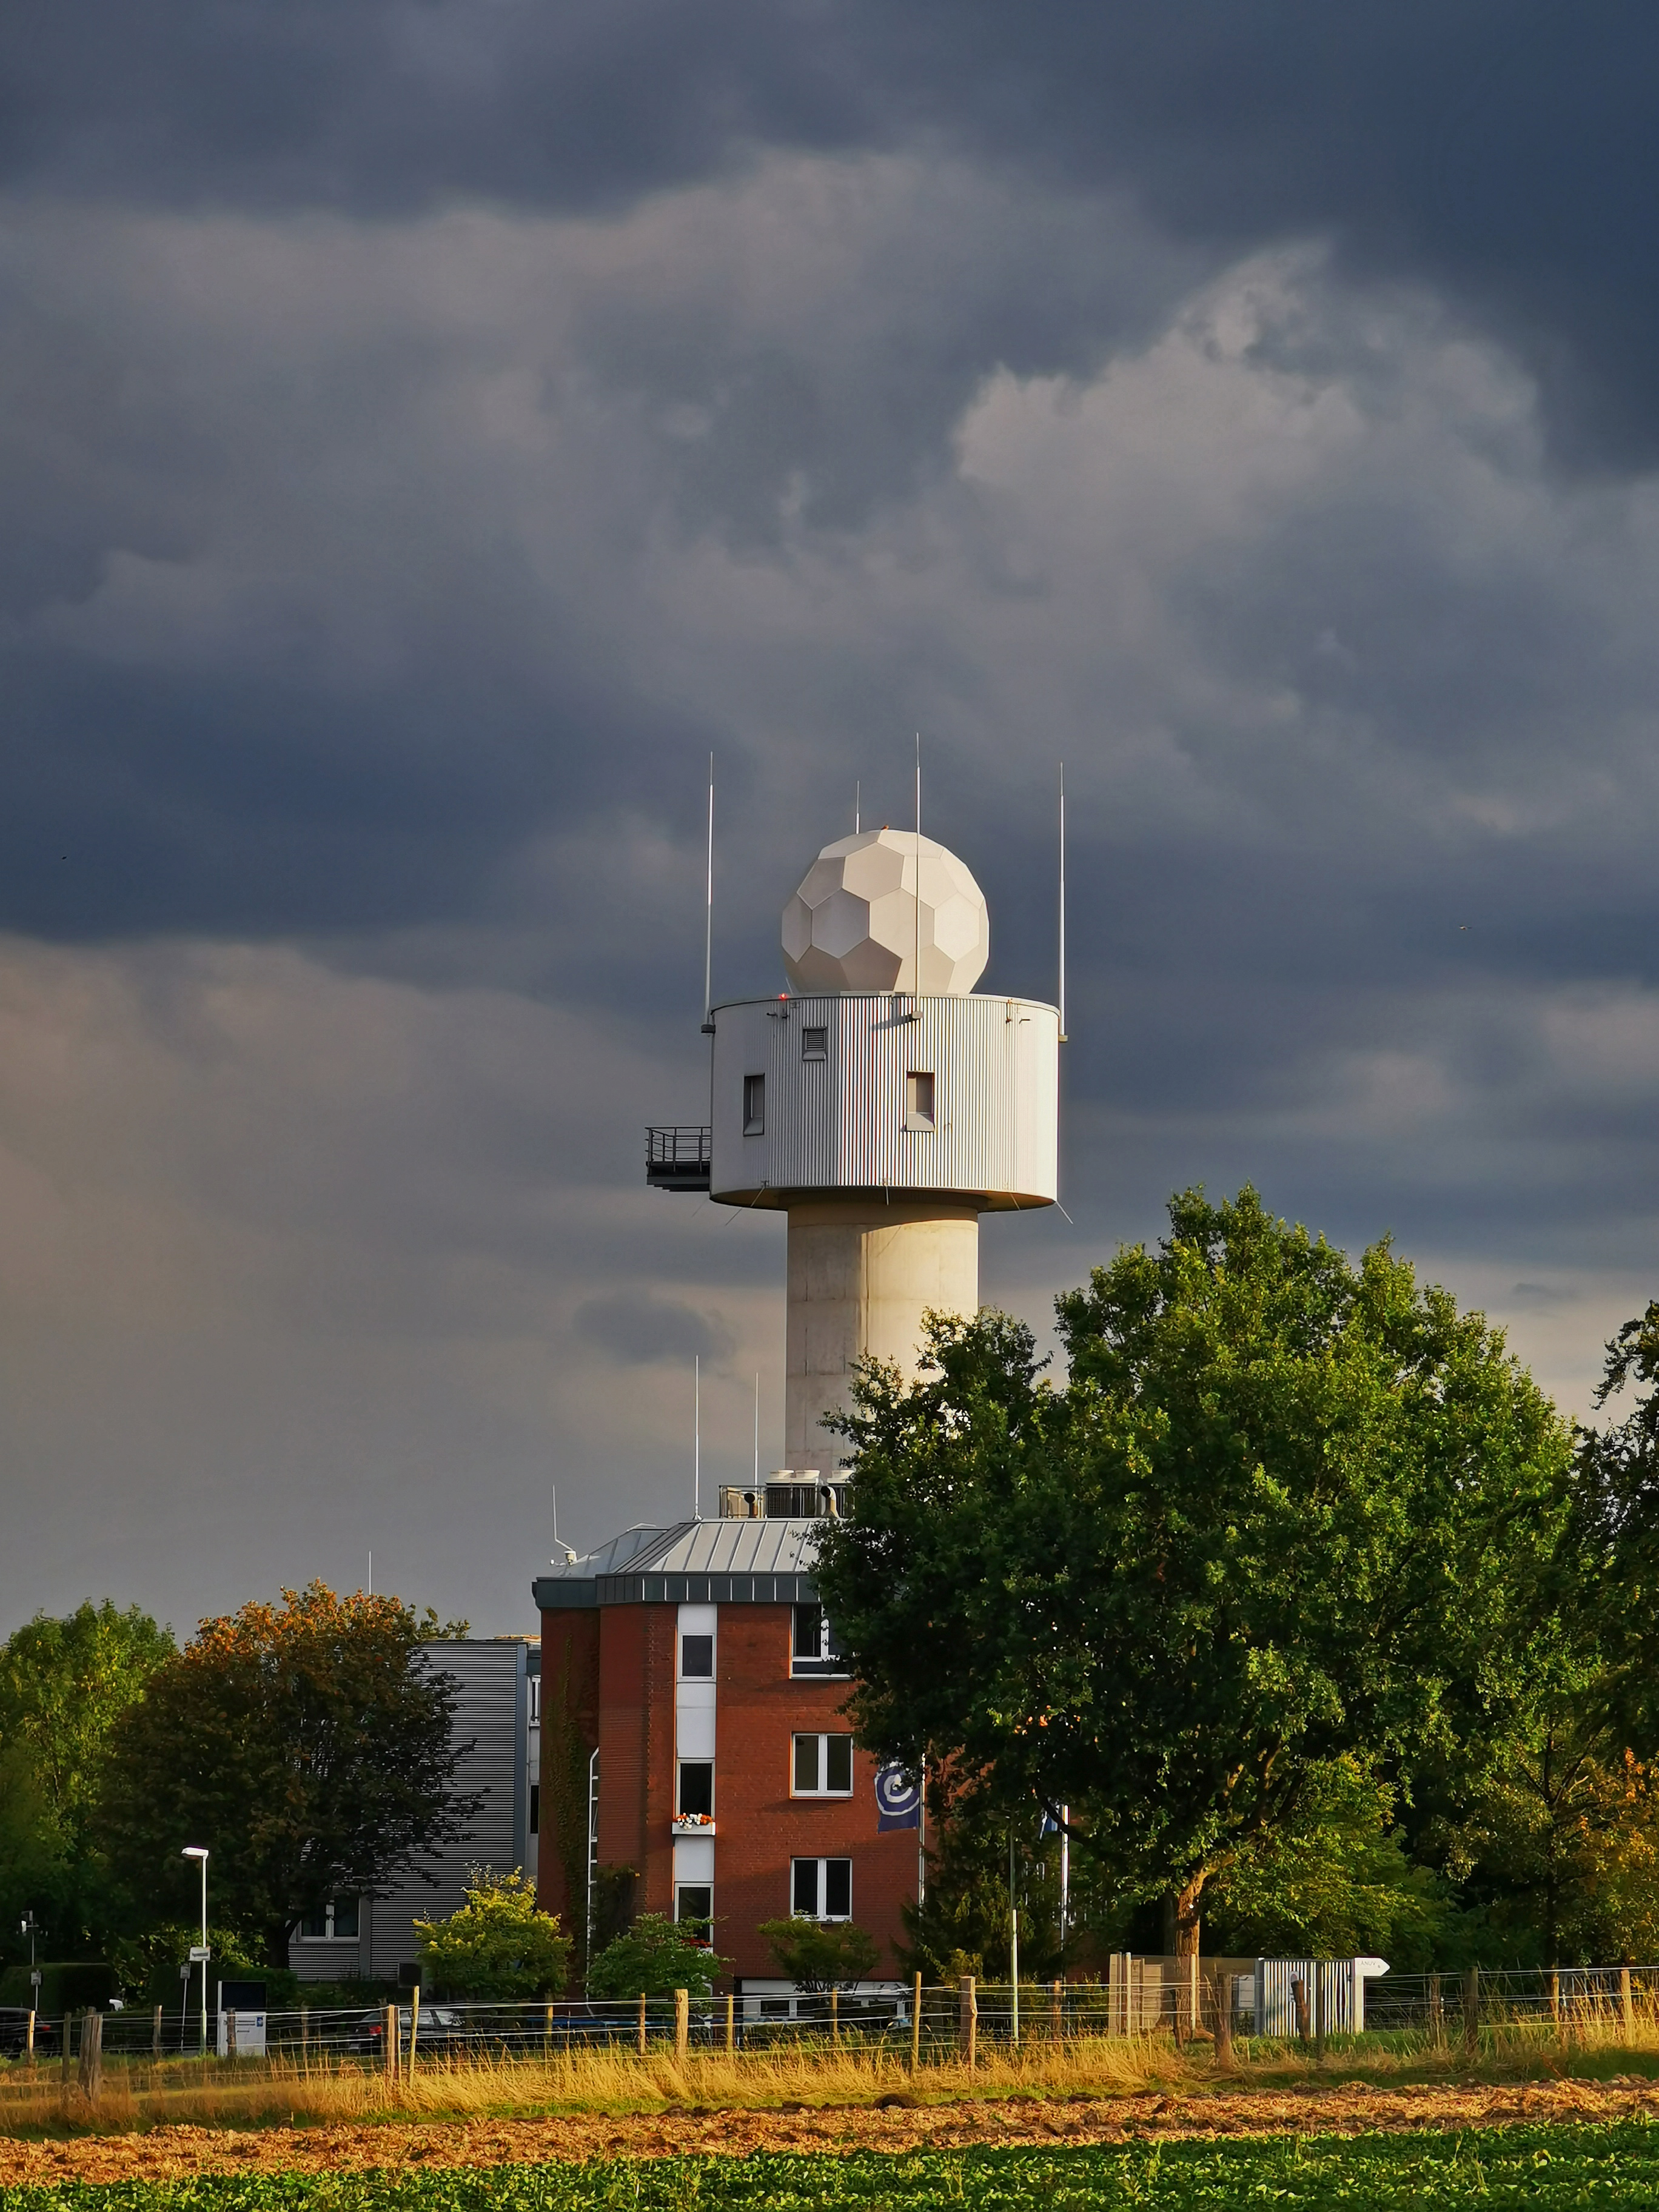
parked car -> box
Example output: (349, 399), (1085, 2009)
(350, 2004), (465, 2057)
(0, 2008), (57, 2058)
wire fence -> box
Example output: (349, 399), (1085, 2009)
(4, 1965), (1659, 2078)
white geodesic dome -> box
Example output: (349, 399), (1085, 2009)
(780, 828), (990, 994)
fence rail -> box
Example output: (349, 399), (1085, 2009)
(5, 1965), (1659, 2076)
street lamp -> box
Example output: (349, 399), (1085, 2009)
(182, 1848), (209, 2059)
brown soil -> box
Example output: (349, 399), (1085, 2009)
(4, 2077), (1659, 2187)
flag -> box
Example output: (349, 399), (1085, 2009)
(875, 1762), (921, 1831)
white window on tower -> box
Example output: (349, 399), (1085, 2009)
(743, 1073), (766, 1134)
(791, 1857), (853, 1920)
(792, 1732), (854, 1795)
(905, 1070), (936, 1130)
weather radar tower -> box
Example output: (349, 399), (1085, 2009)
(648, 825), (1059, 1489)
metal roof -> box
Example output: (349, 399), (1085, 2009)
(531, 1516), (825, 1610)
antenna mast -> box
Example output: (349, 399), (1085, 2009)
(700, 754), (716, 1034)
(913, 732), (922, 1004)
(1058, 762), (1068, 1042)
(693, 1356), (702, 1521)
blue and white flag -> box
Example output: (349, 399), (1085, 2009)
(875, 1763), (922, 1831)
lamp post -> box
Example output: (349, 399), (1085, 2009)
(182, 1848), (209, 2059)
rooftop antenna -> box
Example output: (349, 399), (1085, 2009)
(700, 754), (716, 1034)
(693, 1355), (702, 1521)
(1058, 762), (1068, 1044)
(753, 1372), (760, 1487)
(912, 732), (922, 1012)
(551, 1484), (577, 1565)
(854, 779), (860, 835)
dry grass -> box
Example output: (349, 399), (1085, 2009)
(4, 2012), (1659, 2139)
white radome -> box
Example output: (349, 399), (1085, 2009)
(781, 828), (990, 995)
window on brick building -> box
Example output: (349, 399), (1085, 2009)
(529, 1783), (540, 1835)
(680, 1632), (714, 1678)
(791, 1606), (850, 1677)
(677, 1760), (714, 1817)
(791, 1857), (852, 1920)
(793, 1732), (853, 1795)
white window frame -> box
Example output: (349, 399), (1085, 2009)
(791, 1857), (853, 1922)
(677, 1758), (715, 1817)
(298, 1897), (360, 1942)
(792, 1732), (854, 1797)
(791, 1606), (851, 1678)
(674, 1883), (714, 1933)
(904, 1070), (936, 1130)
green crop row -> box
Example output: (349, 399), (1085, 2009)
(7, 2125), (1659, 2212)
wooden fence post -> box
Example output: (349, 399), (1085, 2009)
(1050, 1979), (1063, 2042)
(1428, 1974), (1443, 2040)
(959, 1976), (977, 2069)
(78, 2010), (103, 2104)
(1462, 1965), (1480, 2059)
(62, 2011), (73, 2086)
(410, 1988), (421, 2075)
(637, 1991), (647, 2056)
(1549, 1968), (1561, 2025)
(384, 2002), (398, 2080)
(830, 1986), (839, 2051)
(543, 2002), (552, 2063)
(674, 1988), (689, 2066)
(725, 1992), (734, 2054)
(1290, 1977), (1310, 2042)
(24, 2013), (34, 2065)
(910, 1974), (922, 2074)
(301, 2006), (309, 2065)
(1621, 1968), (1634, 2040)
(1212, 1971), (1233, 2071)
(152, 2005), (163, 2060)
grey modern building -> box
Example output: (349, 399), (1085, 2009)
(288, 1637), (539, 1984)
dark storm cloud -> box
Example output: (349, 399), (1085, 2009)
(8, 3), (1659, 460)
(9, 2), (1659, 1634)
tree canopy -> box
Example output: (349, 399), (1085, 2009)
(98, 1583), (479, 1965)
(814, 1187), (1577, 1952)
(0, 1601), (172, 1960)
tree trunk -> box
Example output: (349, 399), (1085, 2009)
(1162, 1871), (1205, 1959)
(266, 1921), (295, 1969)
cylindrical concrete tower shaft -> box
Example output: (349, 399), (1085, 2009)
(783, 1198), (978, 1466)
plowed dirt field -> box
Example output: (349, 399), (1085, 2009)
(4, 2076), (1658, 2188)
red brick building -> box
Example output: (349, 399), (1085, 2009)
(534, 1503), (923, 1998)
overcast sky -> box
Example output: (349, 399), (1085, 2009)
(6, 2), (1659, 1637)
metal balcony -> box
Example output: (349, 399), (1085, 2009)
(645, 1125), (711, 1192)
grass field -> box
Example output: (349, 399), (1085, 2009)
(4, 2124), (1659, 2209)
(2, 2015), (1658, 2137)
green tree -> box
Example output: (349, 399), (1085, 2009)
(757, 1916), (880, 1989)
(1575, 1299), (1659, 1743)
(414, 1868), (571, 1997)
(97, 1583), (480, 1965)
(586, 1912), (728, 1999)
(0, 1601), (173, 1959)
(815, 1188), (1575, 1959)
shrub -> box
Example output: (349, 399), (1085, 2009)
(586, 1913), (728, 1999)
(414, 1868), (571, 1998)
(759, 1917), (880, 1990)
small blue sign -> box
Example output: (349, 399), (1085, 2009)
(875, 1762), (922, 1831)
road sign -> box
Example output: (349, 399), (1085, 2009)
(188, 1945), (212, 1963)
